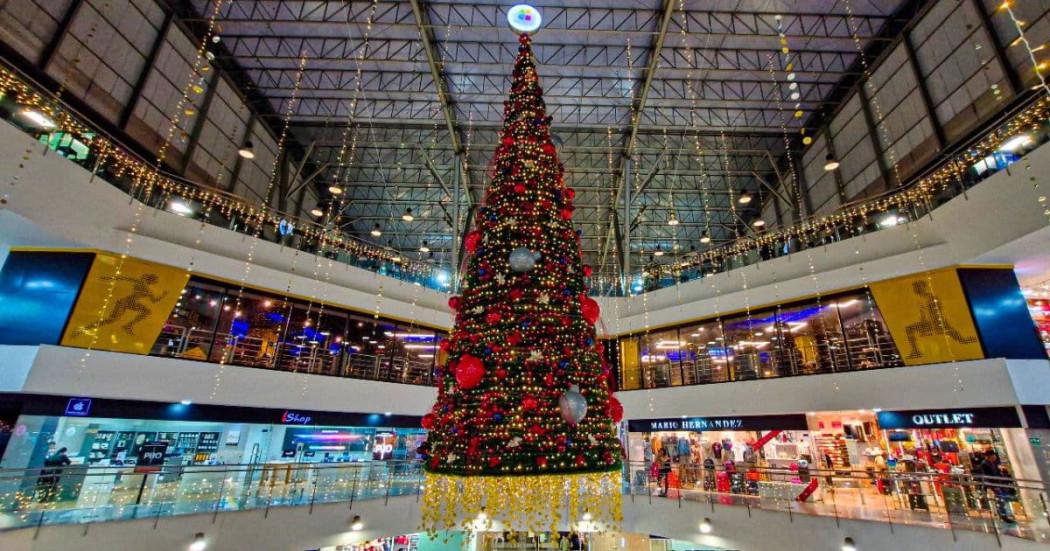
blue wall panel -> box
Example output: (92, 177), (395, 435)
(0, 251), (95, 345)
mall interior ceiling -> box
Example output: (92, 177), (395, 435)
(0, 0), (1009, 280)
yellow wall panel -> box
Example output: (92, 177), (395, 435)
(869, 268), (983, 365)
(61, 253), (189, 354)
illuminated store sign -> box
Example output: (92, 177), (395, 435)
(281, 411), (313, 425)
(876, 407), (1021, 429)
(628, 414), (808, 432)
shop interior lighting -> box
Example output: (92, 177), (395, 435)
(237, 140), (255, 159)
(700, 518), (713, 534)
(20, 108), (56, 129)
(998, 134), (1033, 152)
(654, 340), (684, 349)
(824, 153), (840, 171)
(168, 200), (194, 216)
(189, 533), (207, 551)
(350, 515), (364, 531)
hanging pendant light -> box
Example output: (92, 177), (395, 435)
(737, 191), (753, 205)
(420, 241), (431, 253)
(310, 207), (324, 217)
(667, 211), (679, 226)
(824, 153), (840, 171)
(371, 223), (382, 237)
(700, 231), (711, 244)
(402, 207), (414, 222)
(237, 140), (255, 159)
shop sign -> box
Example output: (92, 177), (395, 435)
(134, 442), (167, 473)
(876, 407), (1021, 429)
(64, 397), (92, 417)
(281, 411), (313, 425)
(627, 414), (808, 432)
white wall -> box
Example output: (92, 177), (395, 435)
(617, 358), (1050, 420)
(0, 494), (1040, 551)
(0, 345), (437, 416)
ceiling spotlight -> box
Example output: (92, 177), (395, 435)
(737, 191), (753, 204)
(420, 241), (431, 253)
(841, 537), (857, 551)
(310, 207), (324, 217)
(699, 518), (713, 534)
(752, 219), (766, 228)
(700, 231), (711, 244)
(402, 207), (414, 222)
(824, 153), (840, 172)
(328, 185), (343, 195)
(189, 533), (207, 551)
(371, 223), (382, 237)
(350, 515), (364, 531)
(667, 211), (679, 226)
(237, 140), (255, 159)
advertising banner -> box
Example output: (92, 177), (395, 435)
(869, 268), (983, 365)
(61, 253), (188, 354)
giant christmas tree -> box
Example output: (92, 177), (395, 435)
(420, 33), (624, 533)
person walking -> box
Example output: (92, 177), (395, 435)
(657, 448), (672, 497)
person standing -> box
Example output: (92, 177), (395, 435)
(657, 448), (672, 497)
(37, 447), (71, 502)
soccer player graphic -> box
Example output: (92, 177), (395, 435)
(903, 280), (977, 359)
(71, 273), (169, 337)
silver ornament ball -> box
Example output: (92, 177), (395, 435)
(559, 384), (588, 424)
(509, 247), (539, 272)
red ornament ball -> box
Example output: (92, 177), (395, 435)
(455, 354), (485, 389)
(485, 311), (502, 325)
(439, 340), (451, 353)
(522, 395), (538, 411)
(448, 296), (461, 311)
(465, 230), (482, 253)
(608, 395), (624, 423)
(560, 207), (574, 220)
(582, 265), (593, 277)
(543, 143), (556, 155)
(581, 295), (600, 324)
(536, 456), (548, 468)
(421, 413), (437, 430)
(563, 188), (576, 201)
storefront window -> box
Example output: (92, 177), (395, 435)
(678, 319), (729, 384)
(774, 299), (848, 375)
(153, 281), (226, 360)
(722, 310), (776, 380)
(639, 329), (682, 388)
(836, 290), (902, 370)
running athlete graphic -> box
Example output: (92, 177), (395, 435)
(71, 274), (168, 337)
(903, 280), (977, 358)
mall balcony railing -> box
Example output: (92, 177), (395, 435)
(2, 457), (1049, 545)
(0, 60), (1048, 299)
(624, 460), (1050, 545)
(0, 460), (425, 532)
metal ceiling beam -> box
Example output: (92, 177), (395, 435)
(598, 0), (676, 272)
(407, 0), (474, 208)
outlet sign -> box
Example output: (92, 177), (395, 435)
(281, 411), (313, 425)
(877, 407), (1021, 429)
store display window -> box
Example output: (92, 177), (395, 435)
(677, 319), (728, 385)
(721, 310), (776, 381)
(637, 328), (683, 388)
(149, 276), (447, 385)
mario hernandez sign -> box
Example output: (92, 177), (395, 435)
(876, 407), (1021, 429)
(627, 414), (808, 432)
